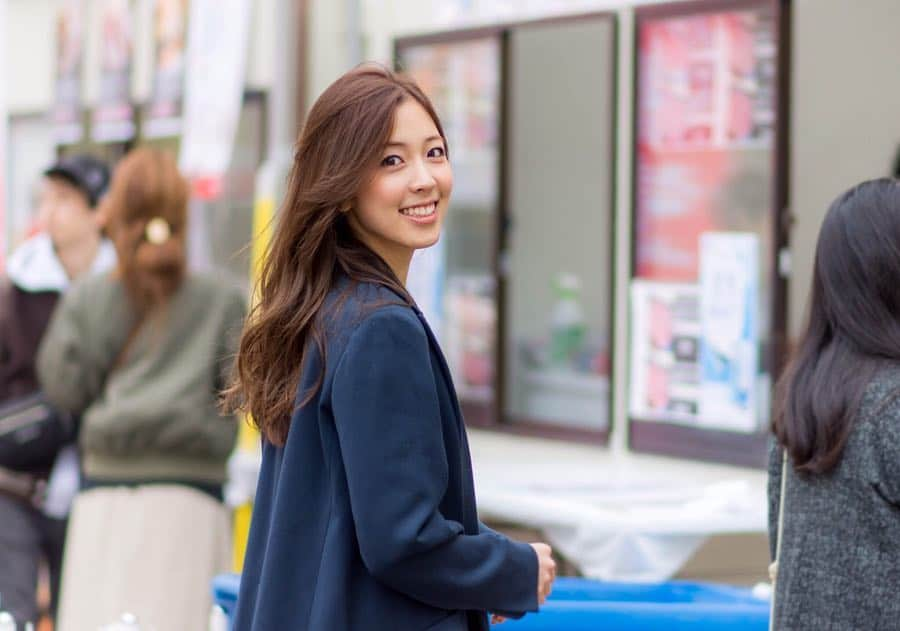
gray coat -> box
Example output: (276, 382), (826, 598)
(768, 365), (900, 630)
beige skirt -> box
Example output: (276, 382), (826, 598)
(56, 485), (231, 631)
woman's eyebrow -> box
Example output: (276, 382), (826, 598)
(384, 135), (443, 148)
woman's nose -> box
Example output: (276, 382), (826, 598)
(409, 159), (437, 193)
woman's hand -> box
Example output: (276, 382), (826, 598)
(490, 614), (507, 624)
(529, 542), (557, 605)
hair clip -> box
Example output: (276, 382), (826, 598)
(145, 217), (171, 245)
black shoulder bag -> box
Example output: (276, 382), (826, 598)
(0, 277), (76, 472)
(0, 392), (77, 471)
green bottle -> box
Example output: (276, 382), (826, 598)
(549, 273), (586, 367)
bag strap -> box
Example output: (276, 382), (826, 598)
(769, 450), (788, 630)
(0, 465), (44, 505)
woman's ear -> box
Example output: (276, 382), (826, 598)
(94, 199), (110, 230)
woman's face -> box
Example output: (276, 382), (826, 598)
(350, 98), (452, 276)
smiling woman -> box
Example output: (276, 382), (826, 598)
(223, 65), (556, 631)
(349, 100), (453, 282)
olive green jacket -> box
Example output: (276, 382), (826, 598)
(37, 273), (246, 485)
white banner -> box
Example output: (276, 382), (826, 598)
(179, 0), (252, 183)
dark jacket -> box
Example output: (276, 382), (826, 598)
(2, 236), (116, 404)
(0, 278), (59, 402)
(0, 278), (60, 474)
(768, 364), (900, 630)
(234, 281), (538, 631)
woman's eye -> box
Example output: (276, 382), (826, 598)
(381, 155), (402, 167)
(427, 146), (446, 159)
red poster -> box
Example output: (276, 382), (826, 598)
(635, 7), (776, 282)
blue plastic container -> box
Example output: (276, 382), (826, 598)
(211, 574), (770, 630)
(211, 573), (241, 629)
(498, 577), (769, 630)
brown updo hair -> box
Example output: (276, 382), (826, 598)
(101, 147), (188, 315)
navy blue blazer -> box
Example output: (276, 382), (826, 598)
(233, 281), (538, 631)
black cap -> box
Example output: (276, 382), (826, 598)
(44, 154), (111, 208)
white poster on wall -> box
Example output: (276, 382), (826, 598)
(178, 0), (252, 192)
(629, 280), (702, 425)
(698, 232), (759, 432)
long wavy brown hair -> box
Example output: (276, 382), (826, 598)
(223, 65), (447, 446)
(101, 147), (188, 317)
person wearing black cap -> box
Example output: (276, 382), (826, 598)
(0, 154), (114, 626)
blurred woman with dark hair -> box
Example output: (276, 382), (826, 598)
(38, 147), (247, 631)
(770, 178), (900, 629)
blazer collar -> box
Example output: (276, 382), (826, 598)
(411, 304), (466, 423)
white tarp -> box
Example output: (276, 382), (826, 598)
(470, 431), (767, 582)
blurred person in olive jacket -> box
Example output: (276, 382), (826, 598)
(37, 148), (246, 631)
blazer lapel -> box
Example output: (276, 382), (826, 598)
(411, 307), (464, 425)
(411, 306), (478, 531)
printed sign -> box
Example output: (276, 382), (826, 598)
(91, 0), (136, 142)
(142, 0), (188, 138)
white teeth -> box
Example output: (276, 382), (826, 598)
(400, 202), (436, 217)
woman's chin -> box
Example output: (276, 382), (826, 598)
(410, 231), (442, 251)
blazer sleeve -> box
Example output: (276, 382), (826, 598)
(331, 307), (539, 615)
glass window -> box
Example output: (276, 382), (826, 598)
(503, 18), (616, 435)
(630, 1), (783, 465)
(399, 37), (502, 425)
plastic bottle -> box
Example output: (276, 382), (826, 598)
(208, 605), (229, 631)
(0, 594), (16, 631)
(549, 273), (587, 367)
(0, 611), (15, 631)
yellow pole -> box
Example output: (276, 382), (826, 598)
(232, 194), (275, 572)
(230, 0), (303, 571)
